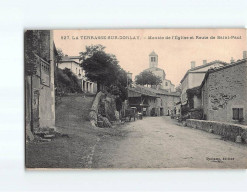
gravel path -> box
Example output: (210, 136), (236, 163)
(92, 116), (247, 169)
(26, 94), (247, 169)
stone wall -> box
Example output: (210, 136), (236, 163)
(186, 119), (247, 143)
(202, 61), (247, 125)
(39, 31), (55, 129)
(25, 30), (56, 135)
(89, 91), (104, 127)
(89, 92), (118, 127)
(160, 95), (180, 115)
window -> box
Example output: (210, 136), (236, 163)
(151, 57), (156, 62)
(165, 82), (168, 86)
(232, 108), (244, 120)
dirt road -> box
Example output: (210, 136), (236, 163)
(92, 116), (247, 169)
(26, 94), (247, 169)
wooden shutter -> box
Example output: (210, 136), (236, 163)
(233, 108), (238, 120)
(239, 108), (244, 119)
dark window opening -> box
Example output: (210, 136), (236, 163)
(232, 108), (244, 121)
(151, 57), (156, 62)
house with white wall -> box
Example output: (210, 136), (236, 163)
(58, 55), (97, 94)
(180, 60), (227, 106)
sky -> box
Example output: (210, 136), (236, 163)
(54, 29), (247, 86)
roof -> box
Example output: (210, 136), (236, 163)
(60, 55), (80, 64)
(69, 56), (80, 59)
(149, 50), (158, 56)
(200, 58), (247, 88)
(135, 85), (180, 97)
(128, 87), (157, 97)
(180, 60), (227, 83)
(143, 67), (165, 72)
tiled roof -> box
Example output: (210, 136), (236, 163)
(69, 56), (80, 59)
(135, 85), (180, 97)
(180, 60), (227, 83)
(200, 58), (247, 88)
(61, 55), (80, 64)
(128, 87), (157, 97)
(189, 60), (227, 72)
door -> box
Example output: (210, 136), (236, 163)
(32, 89), (40, 130)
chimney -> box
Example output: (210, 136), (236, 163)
(243, 51), (247, 59)
(230, 57), (235, 63)
(191, 61), (196, 69)
(203, 60), (207, 65)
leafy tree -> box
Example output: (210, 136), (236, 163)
(56, 48), (64, 63)
(80, 45), (129, 100)
(110, 68), (132, 101)
(80, 44), (106, 61)
(135, 71), (162, 86)
(24, 30), (40, 76)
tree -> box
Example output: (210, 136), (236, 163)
(80, 45), (129, 100)
(24, 30), (40, 76)
(135, 71), (162, 86)
(54, 48), (65, 91)
(80, 44), (106, 61)
(56, 48), (64, 63)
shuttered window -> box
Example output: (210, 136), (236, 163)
(232, 108), (244, 120)
(239, 108), (243, 119)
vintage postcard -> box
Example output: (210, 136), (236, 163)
(25, 29), (247, 169)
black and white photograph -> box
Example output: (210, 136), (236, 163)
(24, 29), (247, 169)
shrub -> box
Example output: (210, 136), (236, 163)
(55, 68), (82, 94)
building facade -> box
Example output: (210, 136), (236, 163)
(201, 59), (247, 125)
(128, 85), (180, 116)
(180, 60), (227, 106)
(58, 55), (97, 94)
(143, 51), (175, 92)
(25, 30), (56, 137)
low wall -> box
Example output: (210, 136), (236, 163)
(89, 91), (118, 128)
(186, 119), (247, 143)
(89, 91), (104, 127)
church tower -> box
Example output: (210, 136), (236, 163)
(149, 50), (158, 68)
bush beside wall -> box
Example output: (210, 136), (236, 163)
(55, 68), (82, 94)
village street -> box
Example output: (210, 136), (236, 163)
(26, 95), (247, 168)
(92, 117), (247, 169)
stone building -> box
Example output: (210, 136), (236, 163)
(180, 60), (227, 106)
(200, 57), (247, 125)
(128, 86), (158, 116)
(25, 30), (56, 137)
(128, 85), (180, 116)
(143, 51), (175, 92)
(58, 55), (97, 94)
